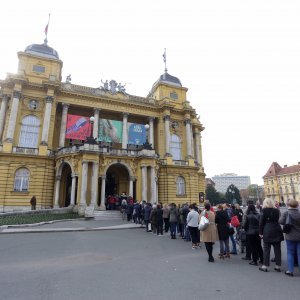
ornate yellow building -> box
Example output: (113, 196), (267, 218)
(0, 40), (205, 214)
(263, 162), (300, 204)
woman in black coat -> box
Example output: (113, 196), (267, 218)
(215, 204), (230, 258)
(259, 198), (284, 272)
(243, 204), (263, 265)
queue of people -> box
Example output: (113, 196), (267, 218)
(119, 197), (299, 277)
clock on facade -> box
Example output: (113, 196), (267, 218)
(29, 100), (38, 110)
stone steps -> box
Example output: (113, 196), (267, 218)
(93, 210), (123, 220)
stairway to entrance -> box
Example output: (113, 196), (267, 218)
(93, 210), (123, 220)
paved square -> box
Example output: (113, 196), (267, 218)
(0, 229), (298, 300)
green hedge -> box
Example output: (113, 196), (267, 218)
(0, 213), (81, 226)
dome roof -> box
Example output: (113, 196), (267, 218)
(24, 42), (59, 59)
(153, 72), (182, 88)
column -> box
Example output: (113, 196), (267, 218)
(142, 166), (147, 202)
(151, 166), (157, 204)
(93, 108), (100, 139)
(129, 176), (134, 197)
(195, 131), (203, 167)
(122, 112), (129, 149)
(190, 124), (195, 158)
(194, 130), (200, 165)
(0, 95), (9, 141)
(5, 91), (21, 142)
(90, 162), (99, 207)
(70, 174), (76, 206)
(41, 96), (54, 145)
(100, 176), (106, 210)
(80, 161), (88, 207)
(163, 115), (171, 156)
(54, 175), (61, 208)
(185, 119), (192, 158)
(59, 103), (69, 148)
(149, 117), (154, 148)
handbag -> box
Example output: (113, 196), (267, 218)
(282, 212), (292, 234)
(231, 215), (240, 227)
(198, 214), (209, 231)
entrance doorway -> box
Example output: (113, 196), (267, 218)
(103, 163), (132, 209)
(61, 163), (72, 207)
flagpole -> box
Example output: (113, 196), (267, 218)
(44, 13), (51, 44)
(163, 48), (167, 73)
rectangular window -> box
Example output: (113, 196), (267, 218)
(32, 65), (45, 73)
(170, 92), (178, 100)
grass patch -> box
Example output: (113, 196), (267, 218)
(0, 213), (81, 226)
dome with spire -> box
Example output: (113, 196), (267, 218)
(24, 41), (59, 60)
(153, 72), (182, 88)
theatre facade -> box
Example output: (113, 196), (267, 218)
(0, 40), (205, 214)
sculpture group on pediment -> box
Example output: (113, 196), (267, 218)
(100, 79), (127, 95)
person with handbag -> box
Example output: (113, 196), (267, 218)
(200, 203), (218, 262)
(243, 204), (263, 266)
(215, 204), (230, 259)
(259, 198), (284, 272)
(279, 199), (300, 277)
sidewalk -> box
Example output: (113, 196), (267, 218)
(0, 218), (144, 234)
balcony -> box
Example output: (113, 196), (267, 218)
(55, 143), (157, 158)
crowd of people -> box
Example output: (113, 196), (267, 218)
(119, 197), (300, 277)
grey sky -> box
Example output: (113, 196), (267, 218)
(1, 0), (299, 185)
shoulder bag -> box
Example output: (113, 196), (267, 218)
(282, 212), (292, 234)
(198, 212), (209, 231)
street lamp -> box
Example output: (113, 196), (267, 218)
(143, 124), (152, 150)
(228, 186), (235, 204)
(85, 116), (97, 144)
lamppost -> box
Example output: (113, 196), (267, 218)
(228, 186), (235, 204)
(143, 124), (152, 150)
(85, 116), (97, 144)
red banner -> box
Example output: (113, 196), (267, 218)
(65, 114), (91, 140)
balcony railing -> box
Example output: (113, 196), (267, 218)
(173, 160), (189, 166)
(12, 147), (38, 155)
(56, 143), (156, 158)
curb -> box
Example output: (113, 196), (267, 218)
(0, 218), (86, 230)
(0, 224), (145, 234)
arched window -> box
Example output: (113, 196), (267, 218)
(176, 176), (185, 195)
(18, 115), (40, 148)
(14, 168), (30, 191)
(170, 134), (181, 160)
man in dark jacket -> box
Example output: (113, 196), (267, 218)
(143, 203), (152, 232)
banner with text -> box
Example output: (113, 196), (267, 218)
(128, 123), (146, 145)
(65, 114), (91, 140)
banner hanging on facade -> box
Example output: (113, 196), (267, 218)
(65, 114), (91, 140)
(128, 123), (146, 145)
(98, 119), (123, 143)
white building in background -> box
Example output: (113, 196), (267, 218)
(212, 173), (251, 193)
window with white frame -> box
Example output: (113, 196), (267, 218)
(170, 134), (181, 160)
(176, 176), (185, 195)
(18, 115), (40, 148)
(14, 168), (30, 191)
